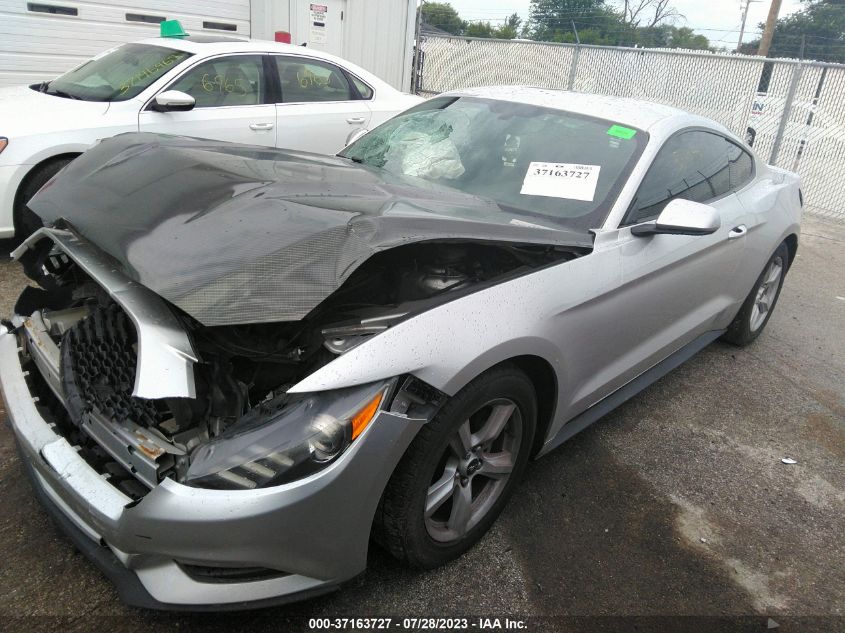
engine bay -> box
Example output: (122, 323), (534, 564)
(14, 236), (585, 496)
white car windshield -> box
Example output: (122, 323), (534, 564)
(40, 43), (192, 102)
(341, 96), (648, 232)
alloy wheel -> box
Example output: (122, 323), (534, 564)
(424, 398), (522, 543)
(749, 256), (783, 332)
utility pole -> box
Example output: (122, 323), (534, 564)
(736, 0), (760, 53)
(757, 0), (783, 57)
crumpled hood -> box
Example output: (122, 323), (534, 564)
(29, 133), (592, 326)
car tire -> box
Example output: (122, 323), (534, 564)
(374, 364), (537, 569)
(721, 242), (789, 347)
(14, 157), (74, 240)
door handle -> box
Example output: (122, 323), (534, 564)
(249, 123), (274, 131)
(728, 225), (747, 239)
(346, 117), (366, 125)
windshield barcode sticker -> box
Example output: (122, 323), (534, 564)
(520, 162), (601, 201)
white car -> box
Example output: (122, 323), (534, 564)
(0, 30), (421, 237)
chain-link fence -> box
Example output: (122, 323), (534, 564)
(417, 35), (845, 222)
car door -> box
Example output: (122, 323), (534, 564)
(566, 130), (754, 413)
(138, 54), (277, 146)
(271, 55), (371, 154)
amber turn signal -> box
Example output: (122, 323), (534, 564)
(351, 390), (385, 440)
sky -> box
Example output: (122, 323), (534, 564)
(446, 0), (806, 50)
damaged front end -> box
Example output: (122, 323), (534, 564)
(10, 226), (581, 497)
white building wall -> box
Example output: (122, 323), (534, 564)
(0, 0), (251, 86)
(1, 0), (416, 91)
(340, 0), (415, 92)
(251, 0), (416, 91)
(249, 0), (290, 42)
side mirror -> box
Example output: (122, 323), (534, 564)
(631, 199), (721, 237)
(152, 90), (195, 112)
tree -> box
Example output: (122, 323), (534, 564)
(422, 0), (709, 49)
(420, 2), (465, 35)
(464, 21), (496, 38)
(495, 13), (523, 39)
(665, 26), (710, 49)
(619, 0), (681, 28)
(522, 0), (693, 46)
(463, 15), (523, 40)
(632, 24), (709, 49)
(740, 0), (845, 62)
(525, 0), (623, 44)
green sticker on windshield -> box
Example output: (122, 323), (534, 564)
(607, 125), (637, 140)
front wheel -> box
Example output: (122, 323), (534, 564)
(722, 242), (789, 346)
(374, 364), (537, 569)
(14, 157), (74, 240)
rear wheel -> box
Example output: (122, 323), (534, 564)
(722, 242), (789, 346)
(14, 157), (74, 239)
(374, 364), (537, 568)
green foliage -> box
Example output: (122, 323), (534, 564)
(464, 21), (496, 38)
(526, 0), (622, 44)
(497, 13), (523, 39)
(464, 13), (524, 40)
(740, 0), (845, 62)
(420, 2), (465, 35)
(521, 0), (710, 49)
(418, 0), (713, 50)
(640, 25), (710, 50)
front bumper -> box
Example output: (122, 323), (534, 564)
(0, 324), (426, 610)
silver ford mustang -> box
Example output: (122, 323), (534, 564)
(0, 87), (801, 610)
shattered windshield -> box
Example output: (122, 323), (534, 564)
(341, 96), (648, 232)
(40, 43), (191, 102)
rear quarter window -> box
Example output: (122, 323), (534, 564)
(626, 129), (755, 224)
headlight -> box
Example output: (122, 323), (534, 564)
(0, 138), (7, 154)
(185, 380), (393, 490)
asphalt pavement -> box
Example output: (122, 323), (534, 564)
(0, 216), (842, 632)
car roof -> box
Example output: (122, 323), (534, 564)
(443, 86), (705, 132)
(133, 37), (389, 86)
(137, 36), (303, 55)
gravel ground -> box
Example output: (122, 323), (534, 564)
(0, 216), (842, 632)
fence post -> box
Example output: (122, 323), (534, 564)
(568, 45), (580, 90)
(567, 20), (581, 91)
(769, 62), (803, 166)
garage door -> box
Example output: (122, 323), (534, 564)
(0, 0), (251, 86)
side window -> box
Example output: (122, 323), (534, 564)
(168, 55), (265, 108)
(275, 57), (353, 103)
(349, 74), (374, 99)
(729, 142), (754, 191)
(627, 130), (737, 224)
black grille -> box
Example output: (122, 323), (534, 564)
(61, 304), (168, 428)
(22, 354), (148, 499)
